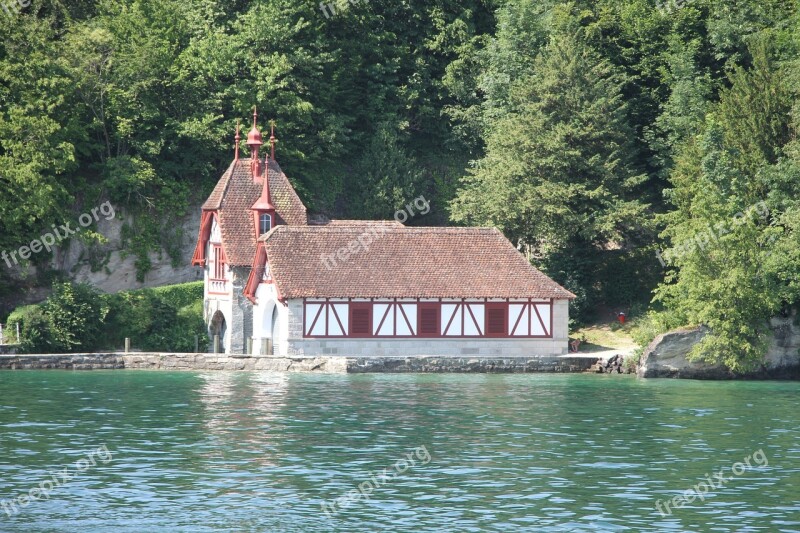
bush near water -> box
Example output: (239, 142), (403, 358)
(7, 282), (207, 354)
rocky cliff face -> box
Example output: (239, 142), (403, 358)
(60, 204), (203, 292)
(2, 201), (203, 314)
(638, 312), (800, 379)
(766, 310), (800, 370)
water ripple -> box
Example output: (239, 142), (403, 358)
(0, 372), (797, 532)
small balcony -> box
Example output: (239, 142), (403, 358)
(208, 279), (228, 295)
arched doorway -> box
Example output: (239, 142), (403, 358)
(259, 302), (275, 355)
(210, 311), (227, 353)
(270, 306), (280, 355)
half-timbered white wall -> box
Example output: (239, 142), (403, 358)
(440, 302), (483, 336)
(507, 301), (552, 336)
(299, 299), (556, 338)
(283, 298), (570, 356)
(373, 302), (416, 336)
(304, 301), (350, 336)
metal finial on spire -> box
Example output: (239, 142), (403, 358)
(246, 106), (263, 149)
(269, 120), (277, 160)
(234, 121), (241, 161)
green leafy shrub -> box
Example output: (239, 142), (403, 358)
(9, 281), (206, 353)
(100, 281), (206, 352)
(8, 284), (109, 353)
(7, 305), (53, 353)
(630, 310), (689, 350)
(43, 282), (110, 352)
(151, 282), (204, 309)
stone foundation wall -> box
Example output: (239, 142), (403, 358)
(0, 354), (126, 370)
(122, 353), (347, 372)
(347, 356), (596, 373)
(287, 338), (570, 357)
(0, 353), (594, 373)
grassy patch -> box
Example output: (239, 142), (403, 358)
(571, 321), (639, 353)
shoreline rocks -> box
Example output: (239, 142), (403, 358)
(589, 354), (629, 374)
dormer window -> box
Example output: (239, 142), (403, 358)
(259, 213), (272, 235)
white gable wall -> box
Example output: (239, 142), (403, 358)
(203, 218), (233, 353)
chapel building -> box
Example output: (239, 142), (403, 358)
(192, 109), (575, 356)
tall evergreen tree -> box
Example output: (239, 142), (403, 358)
(655, 40), (796, 370)
(450, 21), (651, 318)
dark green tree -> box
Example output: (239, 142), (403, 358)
(655, 40), (796, 370)
(451, 19), (651, 319)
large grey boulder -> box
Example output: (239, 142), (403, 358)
(638, 315), (800, 379)
(637, 327), (732, 379)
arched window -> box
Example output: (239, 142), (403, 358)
(259, 213), (272, 235)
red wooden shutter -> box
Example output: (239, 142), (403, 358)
(418, 304), (440, 337)
(486, 304), (507, 337)
(350, 304), (372, 337)
(213, 245), (225, 279)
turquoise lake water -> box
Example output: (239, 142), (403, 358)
(0, 371), (798, 532)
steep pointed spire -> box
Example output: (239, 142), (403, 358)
(251, 165), (276, 212)
(251, 133), (276, 236)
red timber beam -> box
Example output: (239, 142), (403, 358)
(244, 243), (268, 303)
(191, 210), (215, 266)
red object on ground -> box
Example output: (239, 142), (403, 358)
(617, 312), (626, 325)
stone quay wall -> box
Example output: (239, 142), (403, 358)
(0, 353), (596, 374)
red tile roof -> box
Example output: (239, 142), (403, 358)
(200, 158), (307, 266)
(259, 225), (575, 299)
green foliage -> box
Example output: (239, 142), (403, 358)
(43, 282), (110, 352)
(630, 309), (688, 349)
(345, 123), (425, 219)
(7, 283), (109, 353)
(101, 281), (207, 352)
(6, 305), (48, 350)
(150, 281), (205, 309)
(654, 37), (799, 371)
(8, 281), (206, 353)
(450, 14), (654, 321)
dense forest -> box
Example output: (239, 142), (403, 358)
(1, 0), (798, 368)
